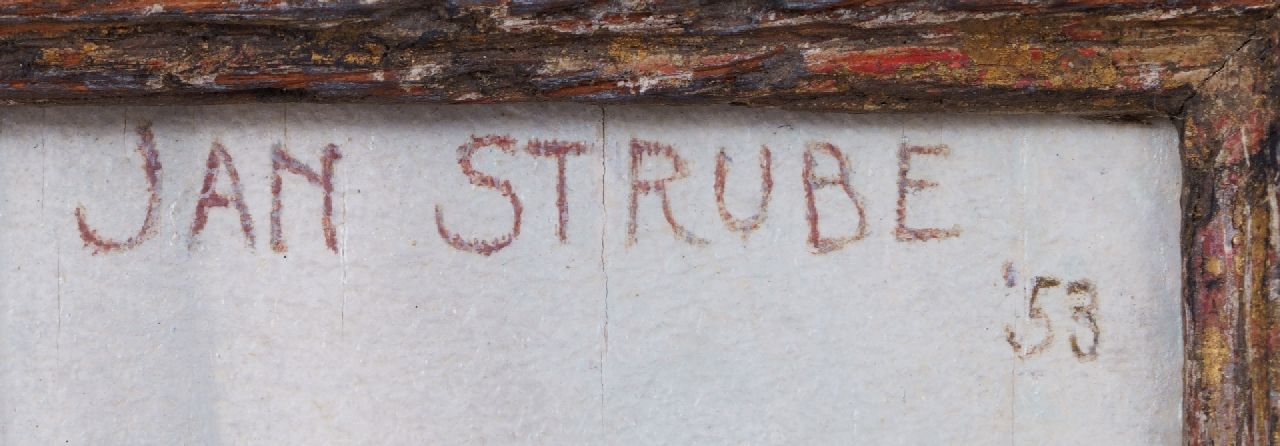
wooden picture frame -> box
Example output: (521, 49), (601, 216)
(1, 1), (1276, 443)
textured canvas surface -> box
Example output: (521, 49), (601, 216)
(0, 104), (1180, 445)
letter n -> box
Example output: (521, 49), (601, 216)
(271, 143), (343, 253)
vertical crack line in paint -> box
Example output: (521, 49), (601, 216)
(42, 108), (60, 363)
(282, 104), (289, 144)
(338, 132), (352, 337)
(1013, 127), (1030, 446)
(44, 107), (61, 442)
(598, 105), (609, 435)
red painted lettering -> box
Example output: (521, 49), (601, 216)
(802, 142), (867, 254)
(435, 135), (523, 256)
(714, 146), (772, 240)
(271, 143), (343, 253)
(74, 123), (162, 254)
(524, 139), (588, 243)
(627, 139), (707, 247)
(191, 142), (255, 248)
(895, 144), (960, 242)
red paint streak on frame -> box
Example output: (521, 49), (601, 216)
(807, 47), (972, 75)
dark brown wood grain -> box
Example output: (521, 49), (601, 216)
(0, 1), (1269, 117)
(3, 1), (1280, 444)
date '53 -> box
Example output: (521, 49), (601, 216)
(1002, 262), (1101, 362)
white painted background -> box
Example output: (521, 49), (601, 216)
(0, 105), (1181, 444)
